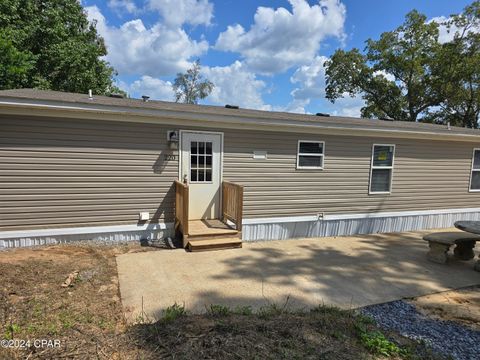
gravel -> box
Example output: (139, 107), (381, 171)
(360, 300), (480, 360)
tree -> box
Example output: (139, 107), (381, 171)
(0, 30), (34, 89)
(0, 0), (120, 95)
(429, 1), (480, 128)
(173, 60), (214, 104)
(325, 10), (443, 122)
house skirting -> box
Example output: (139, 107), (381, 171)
(0, 223), (174, 249)
(241, 208), (480, 241)
(2, 208), (480, 248)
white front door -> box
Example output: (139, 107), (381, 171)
(181, 131), (222, 220)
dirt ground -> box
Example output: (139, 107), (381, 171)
(410, 286), (480, 331)
(0, 243), (154, 359)
(0, 243), (464, 359)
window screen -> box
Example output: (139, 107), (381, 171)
(297, 141), (324, 169)
(370, 145), (395, 193)
(470, 149), (480, 190)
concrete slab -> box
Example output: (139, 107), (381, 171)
(116, 229), (480, 322)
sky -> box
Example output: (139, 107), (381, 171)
(81, 0), (473, 116)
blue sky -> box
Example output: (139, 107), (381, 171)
(81, 0), (473, 116)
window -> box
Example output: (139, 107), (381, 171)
(369, 144), (395, 194)
(297, 141), (324, 169)
(190, 141), (213, 182)
(470, 149), (480, 191)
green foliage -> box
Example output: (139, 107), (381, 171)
(233, 305), (253, 315)
(256, 303), (286, 319)
(162, 303), (187, 323)
(355, 315), (409, 358)
(325, 1), (480, 127)
(0, 0), (118, 94)
(359, 330), (406, 357)
(310, 304), (350, 317)
(4, 323), (21, 340)
(428, 1), (480, 128)
(326, 10), (441, 122)
(0, 29), (35, 89)
(207, 304), (231, 317)
(173, 60), (214, 104)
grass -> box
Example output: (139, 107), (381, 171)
(206, 304), (231, 317)
(162, 303), (187, 322)
(129, 302), (439, 360)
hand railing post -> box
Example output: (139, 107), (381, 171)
(175, 180), (189, 244)
(221, 181), (243, 231)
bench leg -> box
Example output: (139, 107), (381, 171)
(475, 257), (480, 272)
(453, 241), (476, 261)
(427, 242), (451, 264)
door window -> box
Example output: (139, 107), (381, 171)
(190, 141), (213, 182)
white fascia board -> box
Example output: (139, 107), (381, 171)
(242, 207), (480, 225)
(0, 222), (173, 240)
(1, 98), (480, 142)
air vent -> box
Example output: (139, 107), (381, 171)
(225, 104), (239, 109)
(142, 95), (150, 102)
(379, 116), (394, 121)
(316, 112), (330, 117)
(109, 93), (125, 99)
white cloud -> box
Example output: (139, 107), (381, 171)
(86, 5), (208, 77)
(429, 16), (480, 43)
(147, 0), (214, 26)
(286, 55), (328, 113)
(288, 55), (364, 116)
(331, 96), (364, 117)
(120, 76), (175, 101)
(429, 16), (457, 43)
(108, 0), (138, 14)
(271, 99), (309, 114)
(373, 70), (395, 82)
(202, 61), (271, 110)
(215, 0), (346, 74)
(290, 55), (329, 101)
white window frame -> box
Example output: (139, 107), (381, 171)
(469, 148), (480, 192)
(296, 140), (325, 170)
(369, 144), (395, 195)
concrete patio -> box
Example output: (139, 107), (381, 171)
(116, 229), (480, 322)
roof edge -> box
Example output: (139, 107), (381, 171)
(1, 96), (480, 143)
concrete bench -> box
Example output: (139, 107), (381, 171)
(423, 232), (479, 264)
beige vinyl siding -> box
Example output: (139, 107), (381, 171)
(0, 115), (177, 231)
(1, 115), (480, 233)
(222, 129), (480, 218)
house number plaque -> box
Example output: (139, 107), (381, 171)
(164, 154), (178, 161)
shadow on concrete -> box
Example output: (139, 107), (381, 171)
(116, 230), (480, 323)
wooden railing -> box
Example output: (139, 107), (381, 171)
(222, 181), (244, 231)
(175, 180), (189, 241)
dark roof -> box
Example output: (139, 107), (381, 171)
(0, 88), (479, 136)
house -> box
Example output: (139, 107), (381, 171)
(1, 89), (480, 250)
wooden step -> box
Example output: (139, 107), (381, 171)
(187, 219), (239, 241)
(187, 238), (242, 252)
(187, 231), (239, 241)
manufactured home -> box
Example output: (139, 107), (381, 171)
(1, 89), (480, 250)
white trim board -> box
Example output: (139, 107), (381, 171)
(242, 207), (480, 225)
(0, 222), (173, 240)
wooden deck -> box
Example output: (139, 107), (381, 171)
(186, 219), (241, 251)
(175, 180), (244, 251)
(188, 219), (238, 236)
